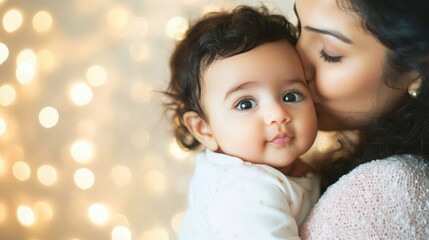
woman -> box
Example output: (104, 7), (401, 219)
(294, 0), (429, 238)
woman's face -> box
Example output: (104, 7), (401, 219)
(295, 0), (408, 130)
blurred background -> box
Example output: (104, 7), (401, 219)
(0, 0), (295, 239)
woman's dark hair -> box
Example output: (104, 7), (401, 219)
(164, 5), (297, 150)
(321, 0), (429, 188)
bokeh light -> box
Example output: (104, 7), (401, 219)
(70, 82), (93, 106)
(39, 106), (59, 129)
(17, 205), (35, 226)
(74, 168), (95, 190)
(0, 1), (294, 239)
(166, 16), (189, 40)
(3, 9), (23, 33)
(37, 165), (58, 186)
(37, 49), (55, 72)
(34, 201), (54, 222)
(86, 65), (107, 87)
(88, 203), (110, 225)
(32, 10), (53, 33)
(112, 226), (132, 240)
(0, 84), (16, 106)
(0, 118), (6, 136)
(169, 140), (190, 161)
(12, 161), (31, 181)
(107, 7), (129, 29)
(0, 42), (9, 64)
(70, 140), (95, 164)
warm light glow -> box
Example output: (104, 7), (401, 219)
(86, 65), (107, 87)
(107, 7), (129, 29)
(39, 106), (59, 129)
(88, 203), (110, 225)
(111, 165), (131, 187)
(201, 5), (221, 14)
(37, 165), (58, 186)
(17, 205), (35, 226)
(12, 161), (31, 181)
(143, 170), (167, 194)
(111, 226), (132, 240)
(141, 227), (169, 240)
(0, 42), (9, 64)
(130, 128), (149, 148)
(169, 140), (190, 160)
(32, 10), (53, 32)
(141, 152), (165, 169)
(74, 168), (94, 190)
(34, 201), (53, 222)
(37, 49), (55, 72)
(166, 16), (188, 40)
(16, 49), (37, 84)
(0, 118), (6, 136)
(0, 156), (6, 177)
(3, 9), (23, 33)
(0, 201), (7, 223)
(129, 42), (151, 62)
(111, 214), (129, 227)
(70, 82), (93, 106)
(0, 84), (16, 106)
(129, 17), (148, 37)
(171, 211), (184, 233)
(130, 82), (152, 104)
(16, 62), (36, 84)
(70, 140), (95, 164)
(17, 49), (37, 65)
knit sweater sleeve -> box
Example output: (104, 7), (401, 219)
(299, 155), (429, 239)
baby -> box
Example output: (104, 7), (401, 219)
(164, 5), (320, 239)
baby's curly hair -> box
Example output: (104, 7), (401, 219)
(163, 5), (297, 151)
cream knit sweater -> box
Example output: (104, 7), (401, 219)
(300, 155), (429, 239)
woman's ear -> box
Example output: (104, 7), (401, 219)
(183, 111), (219, 151)
(408, 76), (422, 98)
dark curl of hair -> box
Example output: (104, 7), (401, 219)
(163, 5), (297, 150)
(324, 0), (429, 187)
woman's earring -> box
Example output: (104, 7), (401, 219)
(408, 77), (421, 98)
(408, 89), (419, 98)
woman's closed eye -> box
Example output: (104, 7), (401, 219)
(319, 49), (342, 63)
(283, 91), (304, 103)
(235, 98), (257, 110)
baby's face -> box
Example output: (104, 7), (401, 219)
(201, 41), (317, 167)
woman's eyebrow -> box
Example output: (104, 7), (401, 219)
(304, 26), (353, 44)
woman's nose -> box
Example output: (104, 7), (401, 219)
(264, 103), (291, 125)
(296, 40), (315, 82)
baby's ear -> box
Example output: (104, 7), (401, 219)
(183, 111), (219, 151)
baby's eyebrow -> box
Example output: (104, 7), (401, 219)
(224, 81), (258, 100)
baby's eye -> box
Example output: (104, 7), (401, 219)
(283, 92), (304, 103)
(235, 99), (257, 110)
